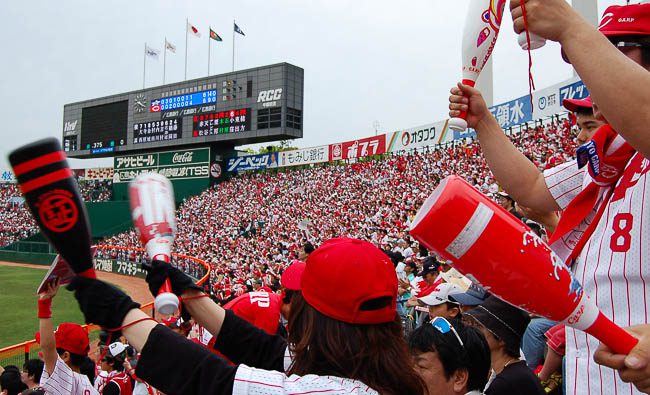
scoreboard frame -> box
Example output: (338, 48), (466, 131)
(62, 62), (303, 158)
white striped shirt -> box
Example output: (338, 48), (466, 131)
(233, 364), (379, 395)
(545, 153), (650, 395)
(40, 356), (99, 395)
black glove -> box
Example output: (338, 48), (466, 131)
(143, 260), (202, 298)
(68, 276), (140, 330)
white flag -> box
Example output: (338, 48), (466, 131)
(145, 45), (160, 59)
(187, 21), (201, 38)
(165, 40), (176, 53)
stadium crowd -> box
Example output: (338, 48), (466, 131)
(6, 1), (650, 394)
(0, 184), (36, 247)
(98, 117), (575, 299)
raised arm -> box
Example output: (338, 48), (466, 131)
(449, 83), (560, 212)
(38, 279), (60, 375)
(511, 0), (650, 158)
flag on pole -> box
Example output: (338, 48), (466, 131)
(234, 22), (245, 36)
(165, 40), (176, 53)
(209, 28), (223, 41)
(145, 45), (160, 59)
(188, 21), (201, 37)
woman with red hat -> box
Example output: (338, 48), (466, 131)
(70, 238), (426, 394)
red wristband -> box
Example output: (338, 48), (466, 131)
(38, 298), (52, 319)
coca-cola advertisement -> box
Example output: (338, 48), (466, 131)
(329, 135), (386, 161)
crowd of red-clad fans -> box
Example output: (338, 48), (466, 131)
(0, 184), (36, 247)
(96, 117), (575, 299)
(0, 117), (578, 395)
(0, 180), (112, 248)
(80, 180), (112, 203)
(0, 119), (575, 267)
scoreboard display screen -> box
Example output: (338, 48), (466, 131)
(133, 118), (182, 144)
(80, 101), (128, 153)
(193, 108), (251, 137)
(151, 90), (217, 112)
(63, 63), (303, 158)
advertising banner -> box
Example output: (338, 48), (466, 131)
(489, 95), (534, 129)
(387, 120), (453, 153)
(94, 258), (148, 279)
(329, 135), (386, 161)
(533, 77), (589, 119)
(485, 76), (588, 130)
(84, 168), (114, 180)
(226, 153), (279, 172)
(0, 170), (14, 183)
(113, 148), (210, 183)
(278, 146), (329, 167)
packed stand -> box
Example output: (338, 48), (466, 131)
(99, 117), (576, 302)
(0, 183), (38, 247)
(78, 179), (112, 202)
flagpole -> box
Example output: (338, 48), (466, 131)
(185, 17), (189, 80)
(232, 19), (236, 72)
(143, 42), (147, 89)
(163, 37), (167, 84)
(208, 26), (211, 76)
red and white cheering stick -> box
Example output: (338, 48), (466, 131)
(448, 0), (507, 132)
(410, 176), (638, 355)
(129, 173), (179, 316)
(449, 1), (545, 132)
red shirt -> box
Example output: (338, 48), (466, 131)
(102, 371), (132, 395)
(223, 291), (282, 335)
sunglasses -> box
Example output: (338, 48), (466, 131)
(613, 41), (650, 49)
(431, 316), (464, 348)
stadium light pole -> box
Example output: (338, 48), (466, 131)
(373, 120), (380, 137)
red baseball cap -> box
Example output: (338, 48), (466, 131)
(598, 4), (650, 37)
(301, 238), (397, 324)
(281, 262), (306, 290)
(563, 3), (650, 63)
(55, 323), (89, 355)
(562, 96), (592, 113)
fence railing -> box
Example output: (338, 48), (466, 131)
(0, 241), (56, 254)
(0, 246), (211, 367)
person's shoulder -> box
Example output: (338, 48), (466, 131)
(234, 365), (380, 394)
(489, 363), (544, 395)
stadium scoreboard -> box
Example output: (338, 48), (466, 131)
(62, 63), (304, 158)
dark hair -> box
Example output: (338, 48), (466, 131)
(79, 356), (96, 383)
(0, 366), (27, 395)
(574, 107), (594, 117)
(303, 242), (315, 255)
(98, 330), (110, 347)
(282, 288), (296, 305)
(23, 359), (44, 383)
(287, 294), (426, 395)
(503, 336), (521, 358)
(56, 348), (86, 368)
(408, 321), (491, 392)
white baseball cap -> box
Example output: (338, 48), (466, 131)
(108, 342), (127, 358)
(418, 283), (464, 306)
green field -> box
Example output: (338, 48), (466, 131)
(0, 266), (85, 348)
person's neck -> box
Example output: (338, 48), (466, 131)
(492, 352), (519, 375)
